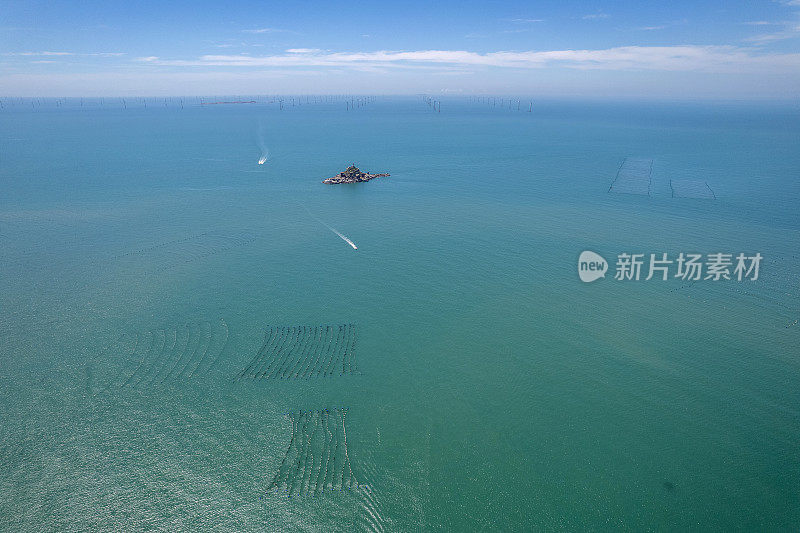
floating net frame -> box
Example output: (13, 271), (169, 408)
(267, 408), (362, 497)
(669, 179), (717, 199)
(609, 158), (653, 196)
(239, 324), (358, 380)
(95, 318), (229, 394)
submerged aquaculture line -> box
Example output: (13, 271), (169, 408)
(239, 324), (358, 380)
(267, 408), (361, 497)
(99, 318), (229, 393)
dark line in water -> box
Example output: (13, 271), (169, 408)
(267, 326), (295, 379)
(304, 326), (326, 377)
(290, 325), (316, 379)
(279, 326), (306, 379)
(267, 326), (299, 379)
(320, 412), (334, 491)
(260, 326), (290, 377)
(341, 325), (349, 376)
(301, 326), (325, 378)
(133, 327), (170, 388)
(300, 326), (324, 378)
(331, 324), (348, 376)
(144, 323), (189, 387)
(178, 321), (213, 379)
(269, 414), (297, 493)
(269, 409), (361, 496)
(121, 329), (159, 388)
(322, 326), (340, 377)
(162, 323), (200, 383)
(284, 325), (312, 379)
(312, 326), (331, 377)
(258, 326), (289, 378)
(187, 318), (223, 379)
(350, 324), (359, 374)
(239, 324), (360, 381)
(239, 327), (272, 379)
(96, 333), (137, 395)
(138, 325), (178, 387)
(330, 324), (346, 376)
(344, 324), (355, 374)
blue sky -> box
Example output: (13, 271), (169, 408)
(2, 0), (800, 98)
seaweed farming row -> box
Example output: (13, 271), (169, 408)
(93, 317), (365, 498)
(267, 408), (361, 497)
(239, 324), (358, 380)
(243, 325), (366, 499)
(98, 319), (229, 392)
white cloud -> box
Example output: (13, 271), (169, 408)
(136, 56), (159, 62)
(746, 1), (800, 41)
(582, 13), (609, 20)
(136, 46), (800, 74)
(242, 28), (289, 34)
(3, 51), (123, 57)
(745, 24), (800, 42)
(3, 66), (797, 98)
(4, 51), (74, 56)
(637, 26), (666, 31)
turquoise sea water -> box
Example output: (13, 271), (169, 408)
(1, 96), (798, 531)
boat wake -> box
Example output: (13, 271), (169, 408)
(257, 121), (269, 164)
(330, 227), (358, 250)
(303, 206), (358, 250)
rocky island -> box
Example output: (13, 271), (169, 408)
(323, 165), (389, 184)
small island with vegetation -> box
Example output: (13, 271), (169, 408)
(323, 165), (389, 184)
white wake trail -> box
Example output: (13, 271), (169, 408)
(303, 206), (358, 250)
(330, 227), (358, 250)
(257, 121), (269, 164)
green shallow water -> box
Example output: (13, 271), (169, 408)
(0, 97), (798, 530)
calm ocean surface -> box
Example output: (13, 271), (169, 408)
(0, 96), (798, 531)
